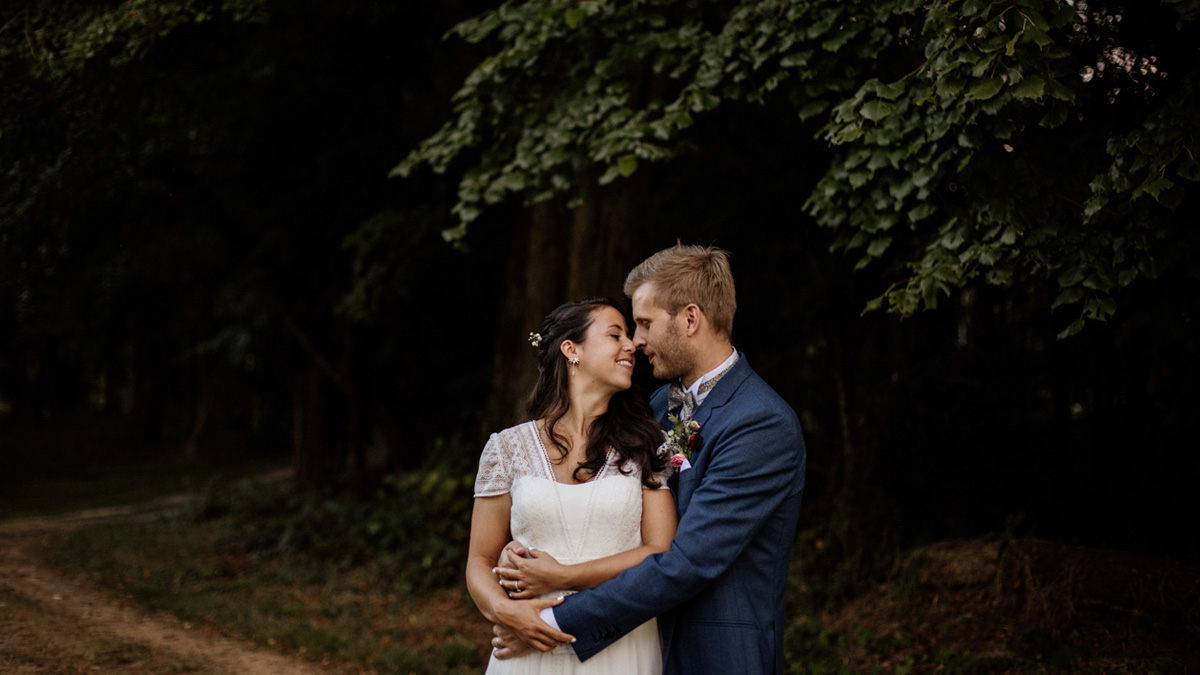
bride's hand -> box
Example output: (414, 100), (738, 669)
(494, 548), (566, 598)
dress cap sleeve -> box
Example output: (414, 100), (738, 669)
(473, 433), (511, 497)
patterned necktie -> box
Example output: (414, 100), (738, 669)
(667, 354), (739, 421)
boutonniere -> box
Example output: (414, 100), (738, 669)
(663, 414), (703, 469)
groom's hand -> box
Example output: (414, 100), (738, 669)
(493, 596), (573, 652)
(490, 623), (533, 660)
(498, 540), (529, 571)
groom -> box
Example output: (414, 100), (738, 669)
(498, 244), (806, 674)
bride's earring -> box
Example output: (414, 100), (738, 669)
(567, 356), (580, 377)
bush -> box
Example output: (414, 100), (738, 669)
(186, 445), (476, 591)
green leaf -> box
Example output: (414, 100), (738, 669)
(1012, 75), (1045, 99)
(1023, 23), (1053, 47)
(936, 78), (965, 97)
(441, 223), (468, 242)
(1057, 266), (1085, 288)
(939, 229), (965, 250)
(617, 155), (638, 178)
(1044, 78), (1076, 102)
(860, 100), (896, 122)
(835, 124), (864, 144)
(798, 100), (829, 121)
(1005, 32), (1021, 57)
(962, 0), (987, 16)
(967, 78), (1004, 101)
(565, 8), (586, 29)
(922, 279), (941, 310)
(780, 51), (813, 68)
(1084, 296), (1117, 321)
(875, 80), (907, 100)
(848, 171), (871, 188)
(1051, 286), (1084, 309)
(908, 203), (936, 222)
(1057, 319), (1085, 340)
(1142, 175), (1174, 200)
(1039, 103), (1069, 128)
(822, 29), (856, 53)
(1138, 256), (1162, 279)
(867, 236), (893, 257)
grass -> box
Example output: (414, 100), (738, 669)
(10, 432), (1194, 675)
(50, 502), (1189, 675)
(45, 515), (489, 674)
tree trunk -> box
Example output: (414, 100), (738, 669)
(183, 356), (214, 460)
(292, 362), (327, 489)
(132, 341), (167, 444)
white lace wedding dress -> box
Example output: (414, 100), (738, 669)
(474, 421), (670, 675)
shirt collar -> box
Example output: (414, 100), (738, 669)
(686, 347), (738, 403)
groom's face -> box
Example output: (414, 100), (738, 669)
(631, 284), (692, 382)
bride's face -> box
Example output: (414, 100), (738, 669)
(567, 306), (636, 395)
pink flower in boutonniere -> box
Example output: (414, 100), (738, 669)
(660, 414), (703, 471)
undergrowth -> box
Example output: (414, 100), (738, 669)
(46, 450), (487, 674)
(38, 447), (1198, 675)
(184, 456), (475, 591)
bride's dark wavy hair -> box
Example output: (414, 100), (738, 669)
(526, 297), (667, 488)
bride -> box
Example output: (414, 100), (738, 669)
(467, 297), (677, 674)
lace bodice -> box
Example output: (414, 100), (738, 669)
(474, 421), (671, 567)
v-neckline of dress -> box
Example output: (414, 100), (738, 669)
(529, 420), (611, 486)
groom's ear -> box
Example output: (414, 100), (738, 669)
(682, 303), (703, 337)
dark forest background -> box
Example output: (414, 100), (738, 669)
(3, 0), (1199, 598)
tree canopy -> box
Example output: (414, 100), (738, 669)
(4, 0), (1199, 570)
(399, 0), (1199, 336)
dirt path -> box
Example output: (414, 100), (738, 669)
(0, 500), (343, 674)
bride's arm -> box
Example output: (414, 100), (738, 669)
(466, 495), (572, 651)
(498, 488), (677, 595)
(465, 495), (515, 624)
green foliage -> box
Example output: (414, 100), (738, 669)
(181, 432), (477, 586)
(191, 450), (476, 590)
(399, 0), (1200, 333)
(812, 0), (1199, 335)
(9, 0), (269, 79)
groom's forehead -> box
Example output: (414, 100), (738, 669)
(631, 284), (665, 312)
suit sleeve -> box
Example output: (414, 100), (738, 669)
(554, 399), (804, 661)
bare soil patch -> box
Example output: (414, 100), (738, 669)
(818, 538), (1200, 673)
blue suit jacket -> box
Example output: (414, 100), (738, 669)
(553, 354), (806, 675)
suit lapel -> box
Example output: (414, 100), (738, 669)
(673, 355), (752, 510)
(688, 354), (750, 435)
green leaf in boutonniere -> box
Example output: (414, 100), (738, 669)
(664, 414), (703, 468)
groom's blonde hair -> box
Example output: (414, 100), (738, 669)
(624, 244), (736, 339)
